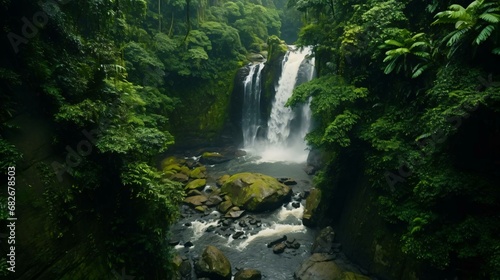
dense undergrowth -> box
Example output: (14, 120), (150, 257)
(288, 0), (500, 277)
(0, 0), (297, 278)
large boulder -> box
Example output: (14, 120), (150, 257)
(217, 174), (231, 187)
(311, 226), (335, 254)
(195, 245), (232, 280)
(302, 188), (321, 227)
(342, 272), (371, 280)
(294, 253), (343, 280)
(235, 268), (262, 280)
(200, 152), (232, 164)
(172, 254), (192, 280)
(295, 253), (371, 280)
(221, 173), (292, 212)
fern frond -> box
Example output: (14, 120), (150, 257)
(475, 25), (495, 45)
(479, 13), (500, 23)
(447, 27), (470, 46)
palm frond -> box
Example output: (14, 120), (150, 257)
(410, 41), (429, 50)
(384, 39), (404, 47)
(387, 48), (410, 56)
(413, 51), (431, 58)
(384, 58), (398, 74)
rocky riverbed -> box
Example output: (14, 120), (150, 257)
(164, 151), (373, 280)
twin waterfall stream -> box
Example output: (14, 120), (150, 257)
(171, 46), (322, 279)
(242, 46), (315, 163)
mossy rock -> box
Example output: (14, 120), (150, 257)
(216, 174), (231, 187)
(163, 170), (177, 178)
(163, 163), (182, 173)
(190, 166), (207, 179)
(185, 179), (207, 191)
(218, 200), (233, 213)
(200, 152), (231, 164)
(295, 253), (343, 280)
(342, 272), (371, 280)
(221, 173), (292, 212)
(172, 254), (183, 280)
(303, 188), (321, 227)
(161, 156), (186, 169)
(180, 165), (191, 176)
(235, 268), (262, 280)
(195, 205), (209, 213)
(195, 245), (232, 280)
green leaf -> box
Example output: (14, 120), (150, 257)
(479, 13), (500, 23)
(475, 25), (495, 45)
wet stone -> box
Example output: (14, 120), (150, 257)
(233, 231), (244, 239)
(168, 240), (180, 246)
(272, 242), (287, 254)
(184, 241), (193, 248)
(267, 235), (287, 248)
(205, 225), (216, 233)
(239, 221), (248, 227)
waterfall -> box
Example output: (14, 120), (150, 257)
(242, 46), (315, 163)
(242, 63), (265, 148)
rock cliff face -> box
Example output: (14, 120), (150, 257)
(228, 35), (289, 143)
(314, 153), (441, 280)
(4, 91), (111, 279)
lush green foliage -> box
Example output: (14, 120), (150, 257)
(1, 0), (285, 278)
(379, 31), (433, 78)
(432, 0), (500, 57)
(291, 0), (500, 277)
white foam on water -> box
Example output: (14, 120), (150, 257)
(276, 204), (304, 221)
(191, 220), (219, 240)
(235, 223), (306, 250)
(203, 184), (212, 192)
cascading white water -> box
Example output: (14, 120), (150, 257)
(242, 63), (265, 148)
(242, 46), (315, 163)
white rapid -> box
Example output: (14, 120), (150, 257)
(242, 46), (315, 163)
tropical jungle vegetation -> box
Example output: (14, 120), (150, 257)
(0, 0), (499, 279)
